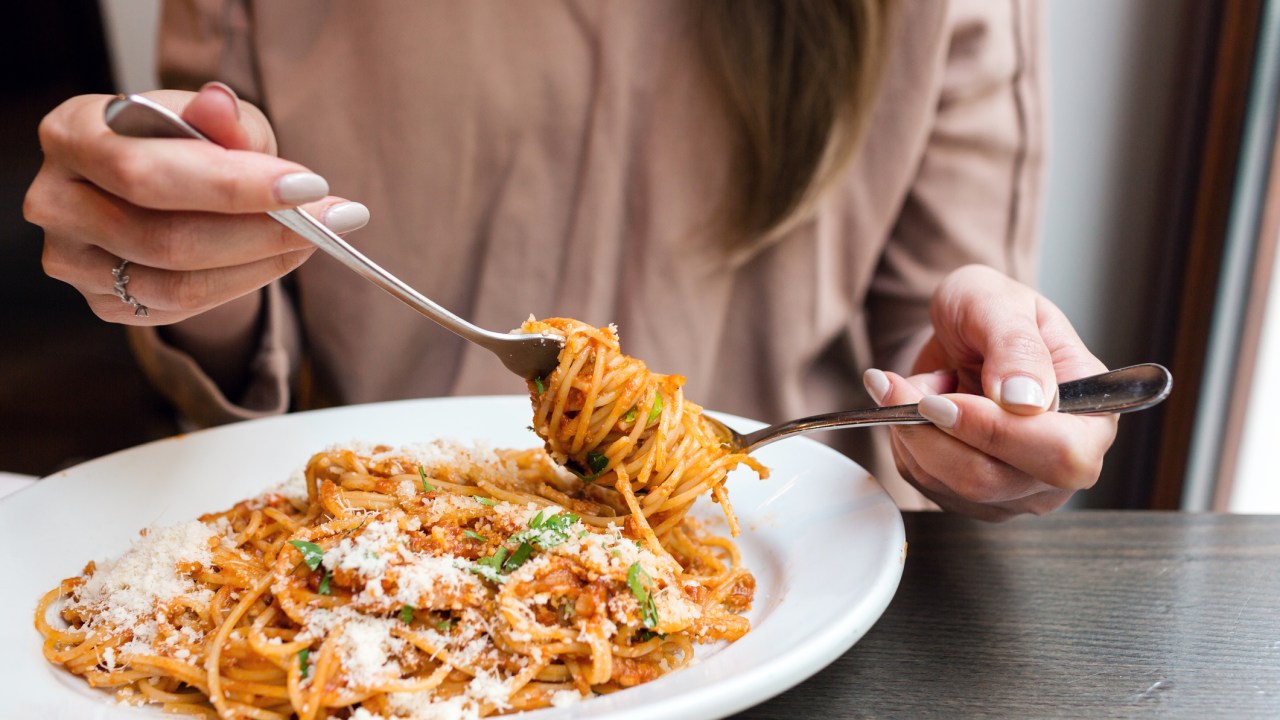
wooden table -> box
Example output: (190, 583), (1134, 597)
(736, 511), (1280, 719)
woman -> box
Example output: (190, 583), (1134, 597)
(24, 0), (1114, 519)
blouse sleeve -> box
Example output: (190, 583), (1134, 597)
(867, 0), (1047, 375)
(155, 0), (262, 100)
(125, 0), (304, 426)
(127, 282), (303, 426)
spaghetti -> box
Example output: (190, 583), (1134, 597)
(37, 321), (764, 719)
(522, 317), (768, 542)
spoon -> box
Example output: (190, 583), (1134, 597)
(707, 363), (1172, 453)
(102, 94), (563, 379)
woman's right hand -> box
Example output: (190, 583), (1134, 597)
(23, 83), (368, 327)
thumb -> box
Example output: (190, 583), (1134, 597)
(933, 266), (1058, 415)
(974, 303), (1057, 415)
(180, 82), (255, 151)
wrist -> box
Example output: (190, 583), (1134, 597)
(159, 291), (264, 398)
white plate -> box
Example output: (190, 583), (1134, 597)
(0, 396), (905, 719)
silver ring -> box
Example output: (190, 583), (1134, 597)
(111, 260), (149, 317)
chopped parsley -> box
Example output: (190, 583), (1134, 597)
(512, 510), (580, 549)
(534, 377), (546, 394)
(297, 649), (310, 679)
(569, 452), (610, 483)
(342, 516), (368, 538)
(587, 451), (609, 475)
(472, 547), (510, 582)
(648, 393), (664, 423)
(473, 495), (496, 507)
(624, 394), (662, 424)
(627, 562), (659, 629)
(400, 604), (415, 625)
(436, 619), (455, 632)
(288, 540), (325, 571)
(504, 542), (533, 572)
(469, 511), (582, 582)
(464, 530), (488, 542)
(317, 570), (332, 596)
(418, 466), (436, 493)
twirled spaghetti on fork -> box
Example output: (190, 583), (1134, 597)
(522, 317), (768, 543)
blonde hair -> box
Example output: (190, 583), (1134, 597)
(698, 0), (894, 244)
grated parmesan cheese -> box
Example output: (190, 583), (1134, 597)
(273, 466), (310, 505)
(301, 607), (406, 688)
(70, 520), (217, 646)
(467, 668), (513, 711)
(343, 708), (392, 720)
(322, 518), (401, 578)
(392, 554), (477, 609)
(339, 616), (405, 687)
(387, 693), (474, 720)
(551, 689), (585, 707)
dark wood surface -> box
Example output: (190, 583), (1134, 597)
(735, 511), (1280, 719)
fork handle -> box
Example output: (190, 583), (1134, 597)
(103, 94), (509, 349)
(263, 206), (504, 346)
(736, 404), (929, 453)
(737, 363), (1172, 453)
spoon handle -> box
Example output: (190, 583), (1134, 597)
(737, 363), (1172, 453)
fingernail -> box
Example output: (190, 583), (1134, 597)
(200, 81), (240, 119)
(863, 368), (890, 405)
(1000, 374), (1047, 409)
(919, 395), (958, 429)
(275, 172), (329, 204)
(323, 201), (370, 234)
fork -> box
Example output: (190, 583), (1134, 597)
(706, 363), (1173, 453)
(102, 94), (563, 379)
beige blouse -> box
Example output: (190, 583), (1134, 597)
(133, 0), (1045, 509)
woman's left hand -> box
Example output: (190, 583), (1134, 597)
(864, 265), (1118, 521)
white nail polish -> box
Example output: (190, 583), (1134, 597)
(275, 173), (329, 205)
(1001, 375), (1047, 409)
(919, 395), (958, 429)
(323, 202), (370, 234)
(863, 368), (890, 405)
(200, 81), (241, 119)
